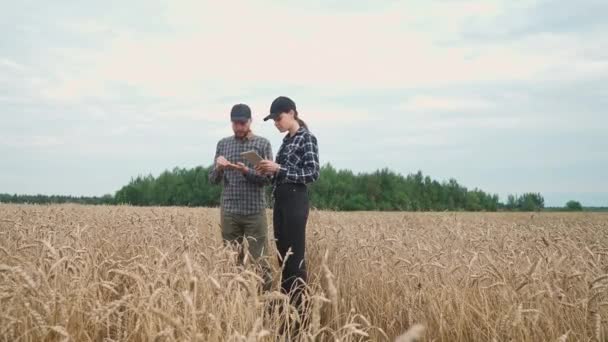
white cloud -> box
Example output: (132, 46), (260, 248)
(379, 134), (451, 148)
(399, 95), (493, 112)
(61, 20), (116, 36)
(0, 135), (65, 148)
(0, 58), (27, 72)
(109, 126), (129, 136)
(35, 0), (608, 106)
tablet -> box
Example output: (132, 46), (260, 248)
(240, 150), (263, 165)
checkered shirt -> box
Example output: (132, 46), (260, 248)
(209, 134), (273, 215)
(274, 127), (320, 186)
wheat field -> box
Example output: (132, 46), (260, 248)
(0, 204), (607, 341)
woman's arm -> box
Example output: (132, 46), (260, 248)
(243, 140), (274, 186)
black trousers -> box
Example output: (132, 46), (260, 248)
(273, 183), (309, 305)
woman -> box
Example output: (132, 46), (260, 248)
(256, 96), (320, 307)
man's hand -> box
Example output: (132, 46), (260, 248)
(255, 160), (280, 175)
(232, 162), (249, 175)
(216, 156), (232, 171)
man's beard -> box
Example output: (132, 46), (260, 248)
(235, 130), (249, 138)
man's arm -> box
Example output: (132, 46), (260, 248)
(208, 140), (224, 184)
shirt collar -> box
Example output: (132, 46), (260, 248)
(283, 127), (306, 142)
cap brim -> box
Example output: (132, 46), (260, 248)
(263, 113), (277, 121)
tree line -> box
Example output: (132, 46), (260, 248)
(0, 193), (114, 205)
(0, 164), (573, 212)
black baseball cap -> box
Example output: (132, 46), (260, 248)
(263, 96), (296, 121)
(230, 103), (252, 122)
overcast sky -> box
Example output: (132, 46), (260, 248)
(1, 0), (607, 206)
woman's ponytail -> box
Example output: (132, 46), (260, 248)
(294, 110), (308, 130)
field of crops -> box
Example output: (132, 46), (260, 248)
(1, 204), (607, 341)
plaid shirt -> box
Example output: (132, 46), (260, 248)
(209, 133), (273, 215)
(274, 127), (320, 186)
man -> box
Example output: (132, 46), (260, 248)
(209, 103), (273, 290)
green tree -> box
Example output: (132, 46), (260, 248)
(565, 200), (583, 211)
(517, 193), (544, 211)
(2, 163), (537, 212)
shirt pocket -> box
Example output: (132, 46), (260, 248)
(282, 144), (298, 158)
(226, 150), (241, 164)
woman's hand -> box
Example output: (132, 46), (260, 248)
(255, 160), (280, 175)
